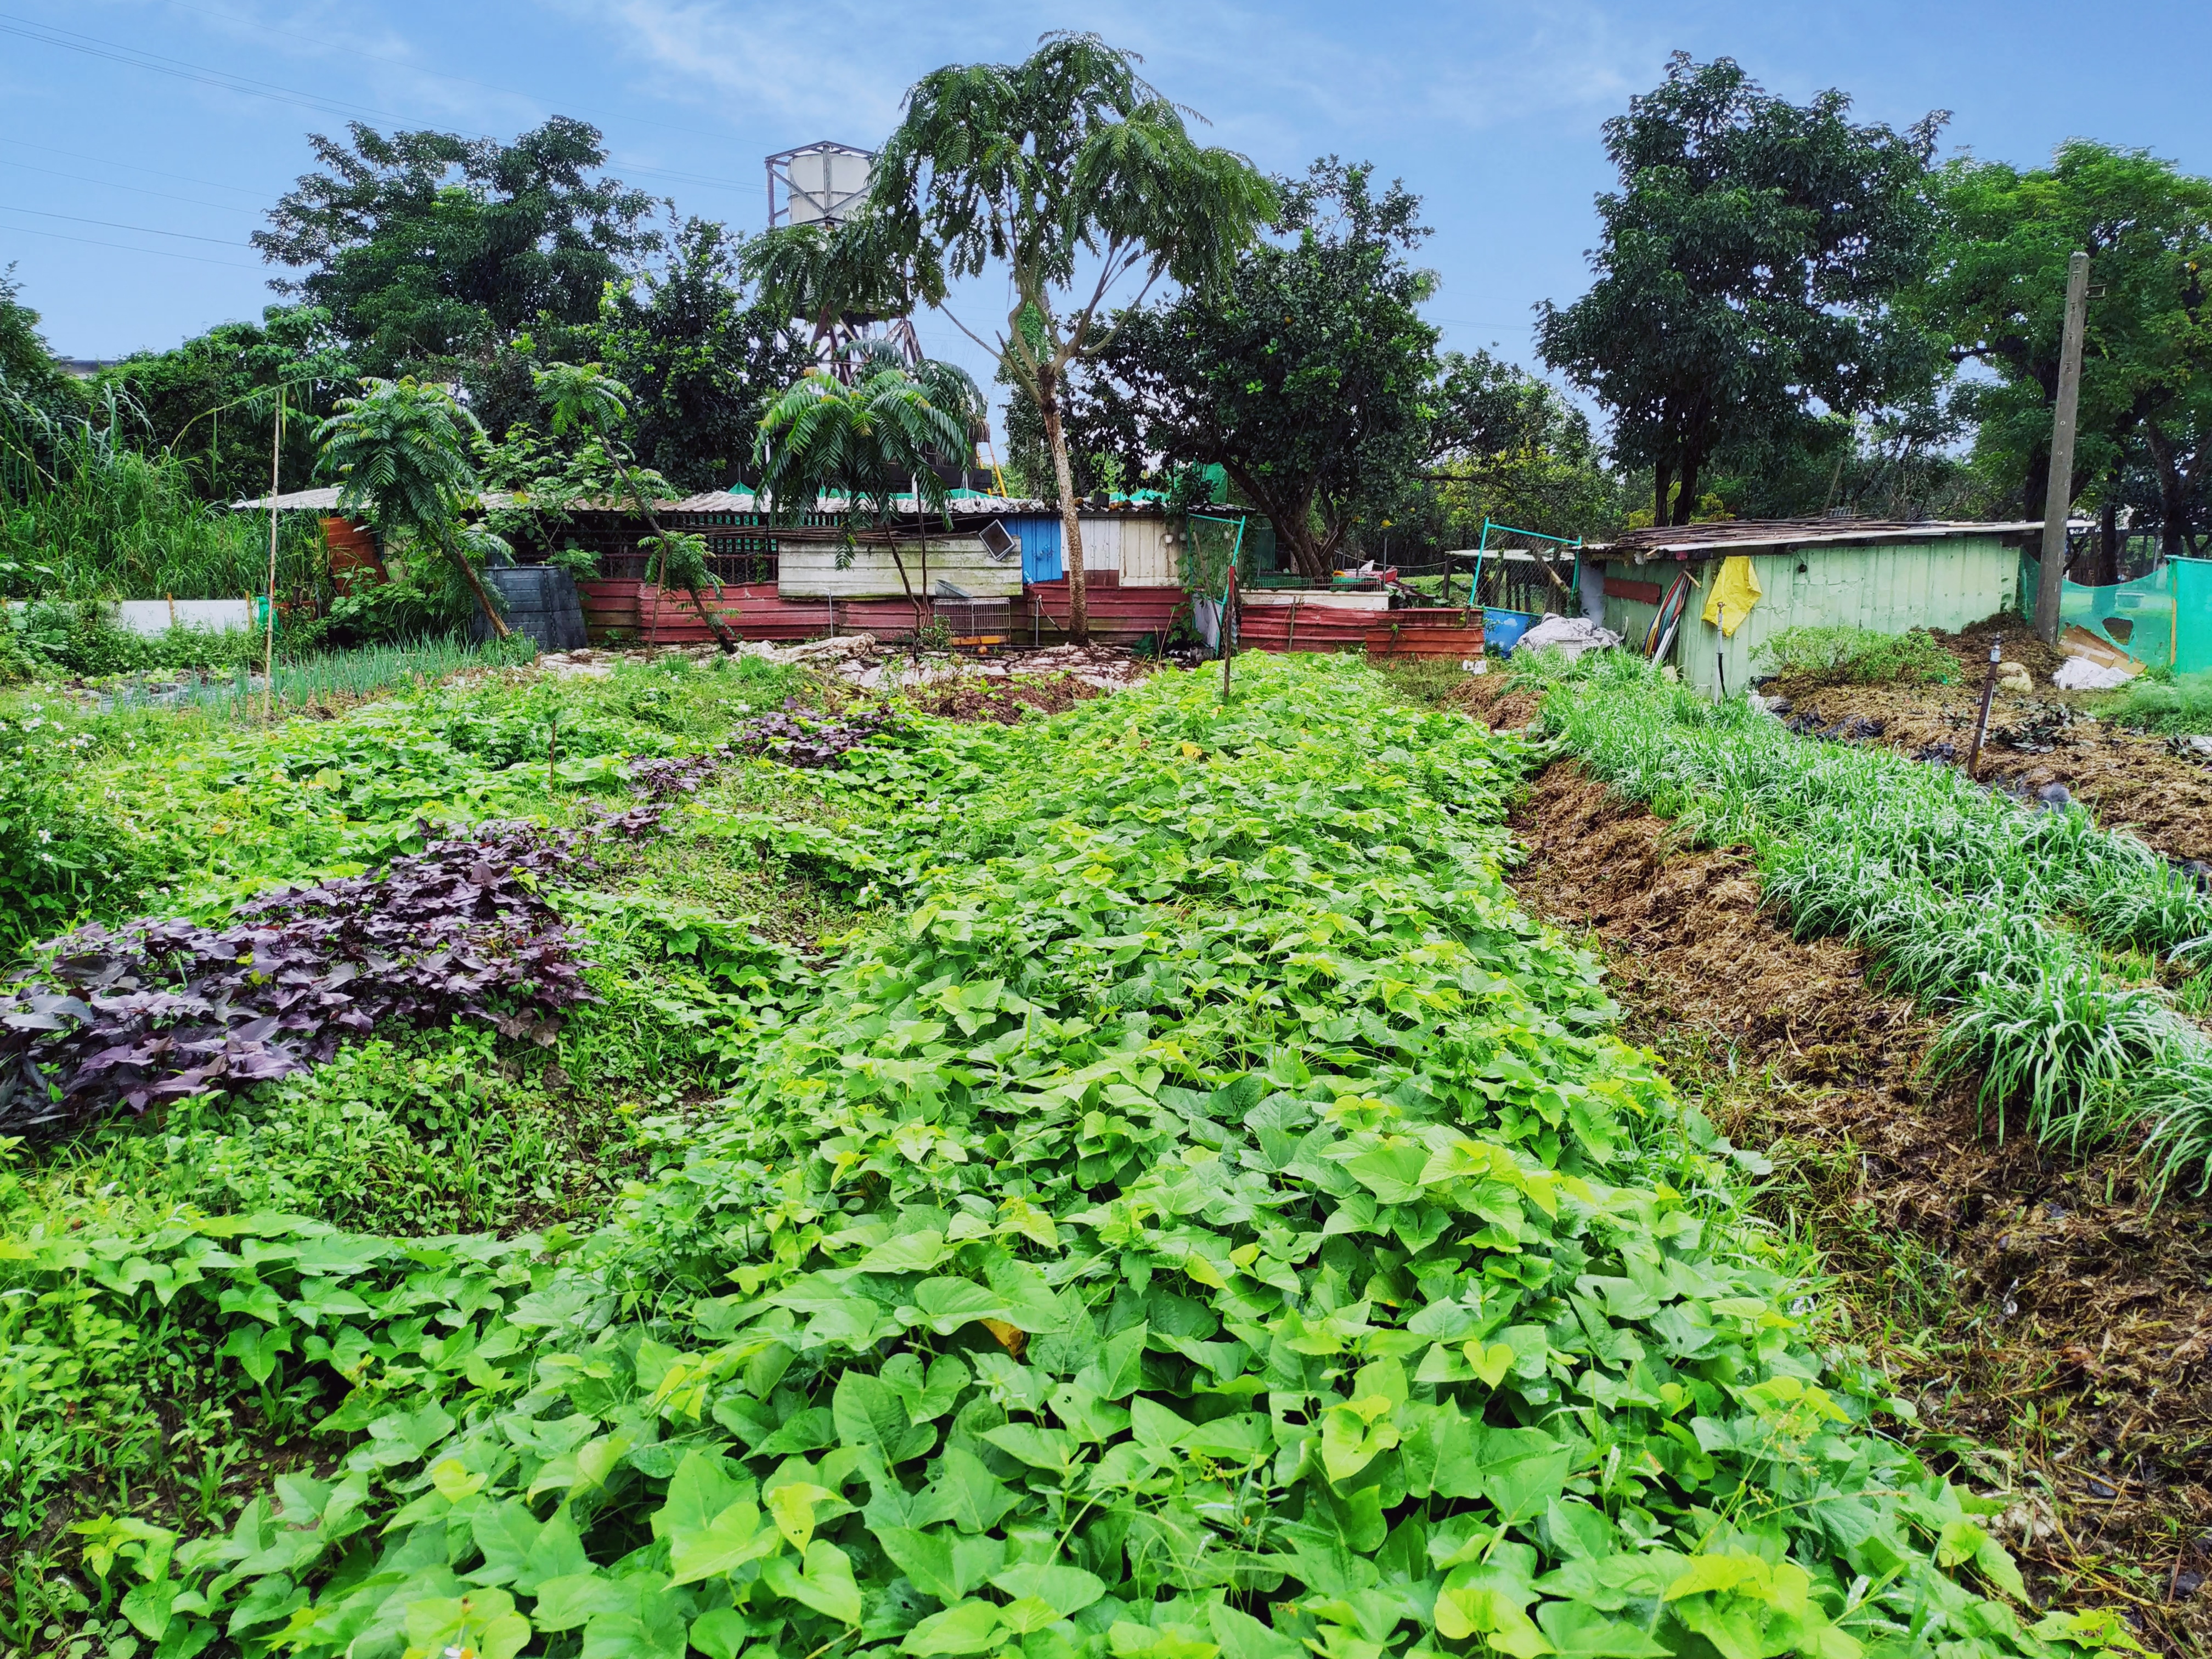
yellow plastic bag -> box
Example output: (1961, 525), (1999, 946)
(1700, 556), (1762, 637)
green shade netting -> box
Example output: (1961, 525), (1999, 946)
(2018, 553), (2193, 667)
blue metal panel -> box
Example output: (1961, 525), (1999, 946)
(1013, 517), (1063, 583)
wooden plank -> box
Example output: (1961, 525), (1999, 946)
(1605, 574), (1664, 605)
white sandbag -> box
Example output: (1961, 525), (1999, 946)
(1513, 614), (1622, 659)
(2052, 656), (2135, 692)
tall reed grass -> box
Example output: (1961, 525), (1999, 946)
(1526, 651), (2212, 1188)
(0, 429), (323, 602)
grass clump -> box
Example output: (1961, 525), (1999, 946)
(2100, 669), (2212, 736)
(0, 655), (2136, 1659)
(1754, 623), (1958, 686)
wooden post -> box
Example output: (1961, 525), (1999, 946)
(1220, 568), (1236, 701)
(262, 387), (283, 719)
(2035, 251), (2091, 645)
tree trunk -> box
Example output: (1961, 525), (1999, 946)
(1672, 450), (1702, 527)
(448, 542), (511, 640)
(684, 584), (737, 650)
(2143, 424), (2189, 564)
(1036, 371), (1088, 645)
(2092, 489), (2120, 587)
(1653, 459), (1673, 528)
(884, 524), (923, 637)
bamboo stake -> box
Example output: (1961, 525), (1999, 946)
(262, 387), (282, 720)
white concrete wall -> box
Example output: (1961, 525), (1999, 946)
(1074, 516), (1122, 574)
(111, 599), (254, 637)
(778, 537), (1022, 600)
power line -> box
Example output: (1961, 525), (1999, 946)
(0, 135), (274, 199)
(0, 12), (764, 198)
(0, 14), (403, 128)
(0, 220), (261, 269)
(151, 0), (772, 166)
(0, 202), (253, 247)
(2, 159), (264, 214)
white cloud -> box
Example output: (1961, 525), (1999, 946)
(557, 0), (1670, 157)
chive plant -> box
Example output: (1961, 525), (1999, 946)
(1526, 652), (2212, 1188)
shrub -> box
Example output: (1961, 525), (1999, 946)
(2102, 669), (2212, 736)
(1754, 623), (1957, 685)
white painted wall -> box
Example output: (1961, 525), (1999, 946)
(778, 538), (1022, 600)
(111, 599), (253, 637)
(1117, 518), (1177, 586)
(1074, 516), (1122, 574)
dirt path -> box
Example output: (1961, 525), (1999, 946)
(1508, 758), (2212, 1652)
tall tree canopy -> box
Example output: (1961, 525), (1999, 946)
(256, 118), (661, 377)
(1539, 54), (1947, 526)
(1052, 164), (1620, 571)
(91, 307), (354, 503)
(1056, 160), (1438, 578)
(0, 267), (88, 487)
(470, 219), (812, 494)
(1925, 140), (2212, 563)
(750, 32), (1274, 640)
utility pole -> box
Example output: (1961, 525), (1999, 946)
(2034, 251), (2091, 645)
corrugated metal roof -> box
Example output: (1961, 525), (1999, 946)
(233, 486), (1168, 519)
(1587, 518), (2048, 558)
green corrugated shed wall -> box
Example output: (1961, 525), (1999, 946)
(1597, 535), (2022, 698)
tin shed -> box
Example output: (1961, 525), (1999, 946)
(1585, 520), (2039, 698)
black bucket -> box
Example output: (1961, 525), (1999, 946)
(473, 565), (588, 651)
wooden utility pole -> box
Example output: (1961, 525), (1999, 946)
(2034, 251), (2092, 645)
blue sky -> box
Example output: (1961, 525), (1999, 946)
(4, 0), (2209, 445)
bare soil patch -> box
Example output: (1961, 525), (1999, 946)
(1444, 671), (1546, 731)
(1510, 759), (2212, 1651)
(907, 670), (1104, 724)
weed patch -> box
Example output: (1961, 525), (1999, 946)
(1756, 624), (1960, 687)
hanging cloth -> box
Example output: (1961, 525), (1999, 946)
(1700, 555), (1762, 637)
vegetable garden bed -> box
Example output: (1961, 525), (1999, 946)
(1505, 759), (2212, 1655)
(1, 653), (2139, 1659)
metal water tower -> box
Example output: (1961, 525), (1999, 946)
(765, 140), (874, 229)
(765, 140), (921, 378)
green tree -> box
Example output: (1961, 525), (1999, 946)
(1539, 53), (1947, 526)
(471, 220), (815, 495)
(1053, 159), (1436, 578)
(527, 359), (737, 649)
(595, 220), (817, 493)
(755, 350), (983, 633)
(315, 377), (509, 636)
(750, 33), (1273, 640)
(0, 266), (88, 492)
(257, 119), (661, 377)
(1926, 140), (2212, 566)
(89, 307), (354, 502)
(1419, 350), (1629, 546)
